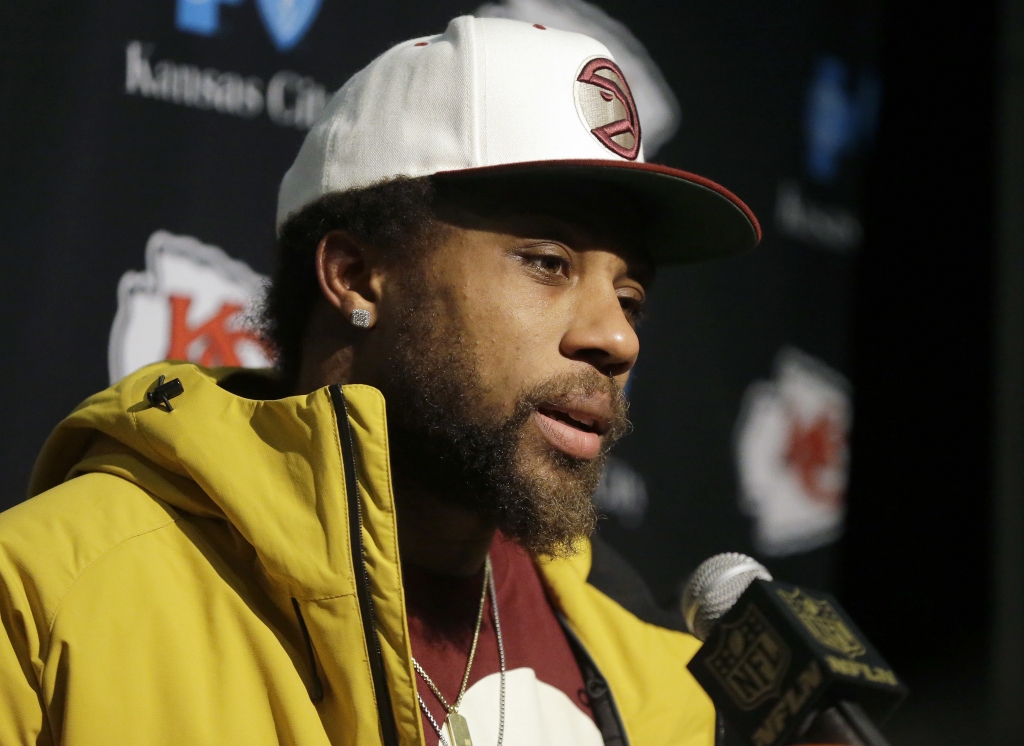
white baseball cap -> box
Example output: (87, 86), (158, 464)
(277, 15), (760, 264)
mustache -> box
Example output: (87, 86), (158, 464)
(508, 369), (632, 452)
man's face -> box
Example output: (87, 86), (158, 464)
(360, 186), (651, 556)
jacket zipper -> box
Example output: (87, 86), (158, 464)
(558, 616), (631, 746)
(331, 385), (400, 746)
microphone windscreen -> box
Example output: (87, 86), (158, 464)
(681, 552), (773, 641)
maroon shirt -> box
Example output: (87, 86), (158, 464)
(404, 532), (594, 745)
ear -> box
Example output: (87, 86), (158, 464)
(315, 230), (383, 329)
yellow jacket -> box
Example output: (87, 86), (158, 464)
(0, 363), (715, 746)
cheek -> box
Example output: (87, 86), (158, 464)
(457, 273), (567, 407)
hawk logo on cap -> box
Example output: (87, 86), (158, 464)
(574, 58), (641, 160)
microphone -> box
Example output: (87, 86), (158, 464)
(681, 554), (907, 746)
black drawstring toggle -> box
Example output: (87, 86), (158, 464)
(147, 375), (184, 412)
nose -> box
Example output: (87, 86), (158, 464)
(559, 288), (640, 378)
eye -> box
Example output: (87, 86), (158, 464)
(619, 295), (646, 326)
(522, 252), (570, 279)
(530, 255), (565, 273)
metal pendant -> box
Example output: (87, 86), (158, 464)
(444, 712), (473, 746)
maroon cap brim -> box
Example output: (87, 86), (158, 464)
(434, 159), (761, 265)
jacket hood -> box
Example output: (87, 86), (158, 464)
(29, 361), (399, 602)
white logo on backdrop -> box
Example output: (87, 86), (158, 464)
(109, 231), (272, 384)
(476, 0), (681, 156)
(124, 41), (329, 129)
(735, 347), (851, 556)
(775, 181), (863, 253)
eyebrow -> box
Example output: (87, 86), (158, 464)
(506, 215), (579, 247)
(511, 213), (653, 274)
(627, 259), (655, 289)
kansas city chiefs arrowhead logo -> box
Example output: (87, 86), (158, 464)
(735, 348), (851, 557)
(574, 57), (641, 160)
(109, 230), (273, 383)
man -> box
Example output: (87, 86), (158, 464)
(0, 16), (758, 746)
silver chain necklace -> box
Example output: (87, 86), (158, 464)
(414, 556), (506, 746)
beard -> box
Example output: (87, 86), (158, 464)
(374, 279), (630, 558)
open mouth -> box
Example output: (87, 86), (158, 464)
(532, 403), (610, 461)
(536, 406), (602, 434)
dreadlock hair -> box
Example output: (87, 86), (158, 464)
(263, 176), (440, 387)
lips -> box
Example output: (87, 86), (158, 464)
(532, 401), (611, 460)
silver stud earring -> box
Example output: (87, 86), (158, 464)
(351, 309), (371, 328)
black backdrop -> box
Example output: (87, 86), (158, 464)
(4, 2), (1010, 743)
(1, 0), (881, 602)
(1, 0), (890, 693)
(839, 0), (997, 741)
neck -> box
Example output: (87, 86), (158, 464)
(294, 310), (493, 576)
(294, 302), (356, 394)
(393, 479), (495, 577)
